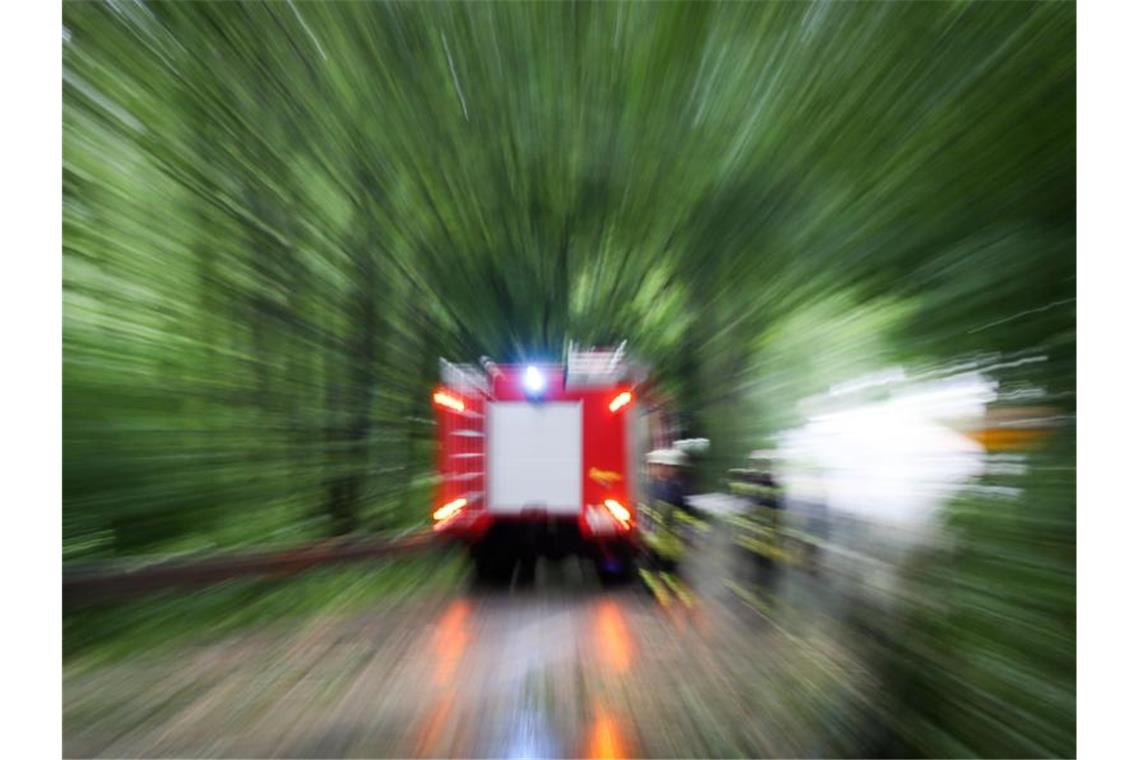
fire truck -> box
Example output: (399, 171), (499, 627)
(430, 343), (670, 583)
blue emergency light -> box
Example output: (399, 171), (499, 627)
(523, 365), (546, 397)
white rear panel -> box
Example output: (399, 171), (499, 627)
(488, 401), (582, 515)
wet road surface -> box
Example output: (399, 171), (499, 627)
(65, 496), (873, 758)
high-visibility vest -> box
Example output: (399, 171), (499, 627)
(640, 498), (686, 561)
(728, 478), (784, 505)
(727, 505), (788, 562)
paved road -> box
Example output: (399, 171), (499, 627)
(64, 496), (872, 758)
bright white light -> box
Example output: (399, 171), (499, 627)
(523, 365), (546, 394)
(778, 370), (992, 531)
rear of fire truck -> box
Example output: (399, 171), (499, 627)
(429, 344), (660, 583)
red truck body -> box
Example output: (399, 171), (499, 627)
(430, 351), (654, 576)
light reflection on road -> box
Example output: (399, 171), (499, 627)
(414, 599), (472, 755)
(432, 598), (471, 686)
(583, 707), (631, 759)
(593, 598), (633, 674)
(65, 521), (865, 759)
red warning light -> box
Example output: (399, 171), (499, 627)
(603, 499), (631, 527)
(608, 391), (632, 413)
(433, 497), (467, 522)
(433, 390), (465, 412)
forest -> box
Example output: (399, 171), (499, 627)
(63, 3), (1074, 756)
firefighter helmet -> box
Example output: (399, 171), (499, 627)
(646, 448), (687, 466)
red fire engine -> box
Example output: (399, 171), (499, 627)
(430, 343), (667, 582)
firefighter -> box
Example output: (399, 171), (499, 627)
(640, 448), (689, 569)
(635, 448), (698, 605)
(728, 453), (788, 587)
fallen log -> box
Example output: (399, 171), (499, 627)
(63, 529), (439, 609)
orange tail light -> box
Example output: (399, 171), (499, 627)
(433, 497), (467, 521)
(608, 391), (632, 413)
(433, 390), (465, 412)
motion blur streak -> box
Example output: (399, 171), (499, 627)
(63, 0), (1074, 758)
